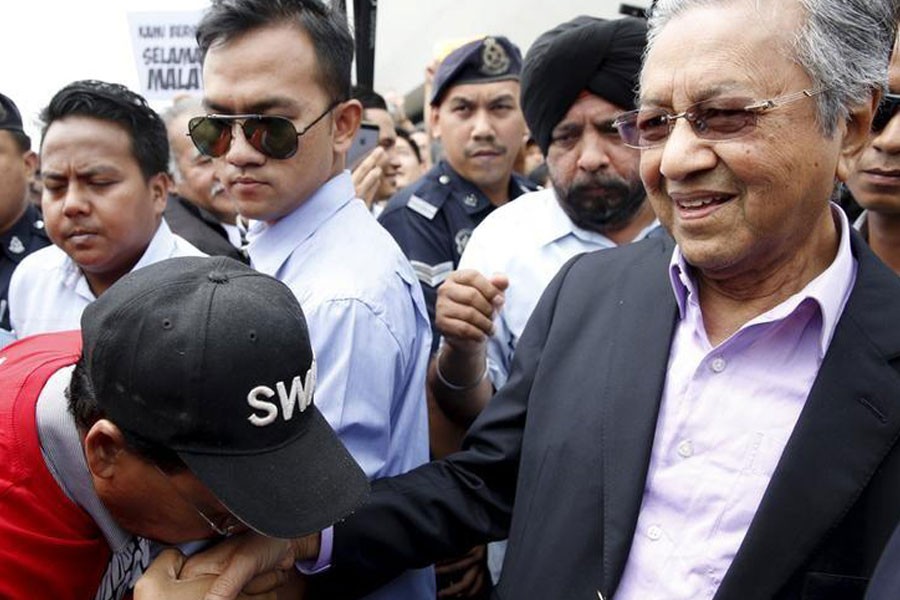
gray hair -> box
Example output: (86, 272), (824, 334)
(647, 0), (897, 136)
(161, 95), (205, 184)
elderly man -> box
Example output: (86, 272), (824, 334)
(378, 36), (538, 348)
(844, 30), (900, 274)
(161, 96), (244, 261)
(0, 256), (367, 599)
(8, 80), (203, 338)
(0, 93), (49, 339)
(149, 1), (900, 599)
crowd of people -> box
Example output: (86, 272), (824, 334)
(2, 0), (900, 599)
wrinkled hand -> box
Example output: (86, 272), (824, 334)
(436, 270), (509, 354)
(134, 547), (305, 600)
(435, 545), (489, 598)
(351, 146), (386, 209)
(177, 532), (319, 600)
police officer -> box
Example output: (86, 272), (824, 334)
(379, 36), (537, 349)
(0, 93), (49, 336)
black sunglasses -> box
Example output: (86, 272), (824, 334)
(873, 93), (900, 133)
(187, 101), (339, 160)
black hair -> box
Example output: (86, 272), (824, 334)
(197, 0), (354, 104)
(68, 355), (187, 473)
(395, 127), (422, 164)
(40, 80), (169, 181)
(351, 85), (389, 111)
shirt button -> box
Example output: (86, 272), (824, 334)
(710, 356), (726, 373)
(439, 175), (451, 185)
(647, 525), (662, 541)
(677, 440), (694, 458)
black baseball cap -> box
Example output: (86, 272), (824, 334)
(430, 36), (523, 106)
(80, 256), (368, 538)
(0, 93), (25, 133)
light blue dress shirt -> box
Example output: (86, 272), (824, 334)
(246, 171), (434, 599)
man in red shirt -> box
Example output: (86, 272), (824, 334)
(0, 256), (366, 599)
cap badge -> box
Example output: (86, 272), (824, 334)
(8, 236), (24, 254)
(480, 37), (511, 76)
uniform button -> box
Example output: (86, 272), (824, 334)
(647, 525), (662, 541)
(438, 175), (450, 185)
(34, 219), (44, 230)
(677, 440), (694, 458)
(710, 356), (726, 373)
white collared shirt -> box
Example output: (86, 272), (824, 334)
(8, 220), (204, 338)
(457, 186), (661, 388)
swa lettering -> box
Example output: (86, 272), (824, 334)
(246, 362), (317, 426)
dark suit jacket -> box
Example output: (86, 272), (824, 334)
(164, 194), (245, 262)
(314, 232), (900, 600)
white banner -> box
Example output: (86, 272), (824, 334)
(127, 11), (205, 101)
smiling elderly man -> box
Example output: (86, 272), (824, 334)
(148, 1), (900, 599)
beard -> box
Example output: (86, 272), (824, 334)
(552, 171), (646, 234)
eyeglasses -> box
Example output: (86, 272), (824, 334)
(613, 88), (825, 149)
(873, 93), (900, 132)
(187, 101), (339, 160)
(154, 465), (242, 537)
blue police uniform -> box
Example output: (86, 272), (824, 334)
(0, 204), (50, 331)
(379, 160), (538, 350)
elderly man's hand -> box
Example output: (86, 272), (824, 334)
(351, 146), (386, 209)
(436, 270), (508, 355)
(135, 548), (303, 600)
(173, 532), (320, 600)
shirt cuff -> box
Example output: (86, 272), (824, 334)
(295, 527), (333, 574)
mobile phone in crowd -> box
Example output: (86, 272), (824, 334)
(347, 122), (381, 169)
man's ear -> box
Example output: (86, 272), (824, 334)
(83, 419), (129, 479)
(429, 105), (442, 140)
(147, 172), (170, 218)
(22, 150), (38, 178)
(836, 89), (880, 182)
(332, 98), (363, 154)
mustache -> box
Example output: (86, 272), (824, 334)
(463, 144), (507, 158)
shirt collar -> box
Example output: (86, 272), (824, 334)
(37, 365), (133, 553)
(668, 204), (857, 356)
(60, 220), (172, 301)
(246, 171), (354, 276)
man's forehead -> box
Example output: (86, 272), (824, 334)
(443, 80), (520, 103)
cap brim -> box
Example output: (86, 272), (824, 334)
(179, 407), (369, 539)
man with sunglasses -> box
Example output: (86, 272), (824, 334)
(188, 1), (434, 599)
(0, 256), (368, 600)
(148, 1), (900, 599)
(7, 80), (204, 339)
(844, 31), (900, 275)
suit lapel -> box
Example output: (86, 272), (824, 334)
(601, 238), (679, 595)
(716, 236), (900, 599)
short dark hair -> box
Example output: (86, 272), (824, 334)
(395, 127), (422, 164)
(197, 0), (354, 103)
(68, 355), (187, 473)
(351, 85), (388, 111)
(40, 80), (169, 181)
